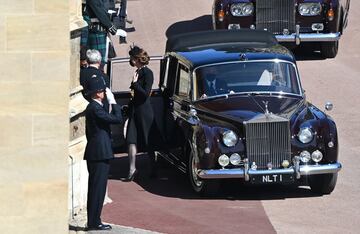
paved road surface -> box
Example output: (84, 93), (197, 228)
(104, 1), (360, 233)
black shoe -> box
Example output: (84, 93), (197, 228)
(124, 169), (138, 182)
(87, 223), (112, 231)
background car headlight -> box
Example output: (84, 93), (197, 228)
(218, 154), (230, 167)
(299, 3), (322, 16)
(222, 130), (238, 147)
(298, 127), (313, 144)
(230, 3), (254, 17)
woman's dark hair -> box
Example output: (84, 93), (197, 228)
(128, 45), (150, 65)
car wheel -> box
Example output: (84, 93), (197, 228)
(188, 149), (219, 196)
(309, 173), (338, 194)
(321, 41), (339, 58)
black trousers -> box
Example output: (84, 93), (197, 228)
(117, 0), (127, 29)
(86, 160), (110, 227)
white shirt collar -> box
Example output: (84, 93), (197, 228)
(207, 79), (216, 87)
(89, 64), (99, 69)
(92, 98), (103, 106)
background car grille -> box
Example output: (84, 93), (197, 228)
(245, 114), (291, 169)
(256, 0), (295, 34)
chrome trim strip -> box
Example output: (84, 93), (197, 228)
(198, 162), (342, 179)
(276, 32), (341, 42)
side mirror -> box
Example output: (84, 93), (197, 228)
(325, 102), (334, 111)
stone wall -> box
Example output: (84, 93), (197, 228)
(0, 1), (71, 233)
(69, 0), (89, 219)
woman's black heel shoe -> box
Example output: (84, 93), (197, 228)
(125, 169), (138, 182)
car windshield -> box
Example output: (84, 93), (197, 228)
(194, 61), (301, 100)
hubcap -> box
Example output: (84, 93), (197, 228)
(191, 155), (202, 187)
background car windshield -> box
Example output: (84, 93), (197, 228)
(195, 61), (301, 99)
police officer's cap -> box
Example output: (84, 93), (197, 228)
(86, 75), (106, 95)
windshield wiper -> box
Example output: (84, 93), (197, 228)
(197, 93), (229, 101)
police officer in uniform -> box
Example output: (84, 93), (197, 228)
(84, 76), (122, 230)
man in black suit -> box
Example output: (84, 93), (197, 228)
(80, 49), (110, 99)
(84, 75), (122, 231)
(202, 66), (229, 97)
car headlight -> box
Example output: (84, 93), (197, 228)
(218, 154), (230, 167)
(230, 153), (241, 165)
(300, 150), (311, 163)
(298, 3), (322, 16)
(298, 127), (313, 144)
(230, 3), (254, 17)
(311, 150), (323, 163)
(222, 130), (238, 147)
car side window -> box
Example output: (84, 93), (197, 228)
(176, 64), (190, 98)
(160, 57), (170, 90)
(161, 56), (178, 97)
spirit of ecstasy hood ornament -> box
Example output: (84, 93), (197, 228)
(262, 101), (270, 115)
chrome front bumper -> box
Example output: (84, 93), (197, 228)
(228, 24), (341, 45)
(276, 32), (341, 44)
(198, 162), (342, 181)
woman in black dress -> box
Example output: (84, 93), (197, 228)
(125, 45), (155, 180)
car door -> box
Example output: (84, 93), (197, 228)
(108, 56), (166, 153)
(160, 60), (195, 172)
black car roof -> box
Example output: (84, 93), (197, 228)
(165, 29), (295, 67)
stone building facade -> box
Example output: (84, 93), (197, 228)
(0, 1), (87, 233)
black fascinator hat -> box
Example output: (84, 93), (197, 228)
(128, 44), (142, 57)
(128, 44), (150, 65)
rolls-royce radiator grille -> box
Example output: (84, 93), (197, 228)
(245, 115), (291, 169)
(256, 0), (295, 34)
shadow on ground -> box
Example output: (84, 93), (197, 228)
(290, 43), (327, 61)
(109, 154), (323, 201)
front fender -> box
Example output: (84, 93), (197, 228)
(291, 104), (339, 163)
(195, 121), (245, 170)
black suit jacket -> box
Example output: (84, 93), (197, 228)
(80, 66), (110, 95)
(204, 79), (229, 96)
(80, 66), (111, 111)
(86, 0), (113, 29)
(84, 100), (122, 161)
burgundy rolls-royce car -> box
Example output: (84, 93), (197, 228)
(212, 0), (350, 58)
(109, 30), (341, 196)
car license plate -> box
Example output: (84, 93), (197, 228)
(250, 174), (294, 184)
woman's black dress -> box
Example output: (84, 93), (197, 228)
(126, 66), (154, 147)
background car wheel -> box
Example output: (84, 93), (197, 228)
(321, 41), (339, 58)
(188, 149), (219, 196)
(309, 173), (338, 194)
